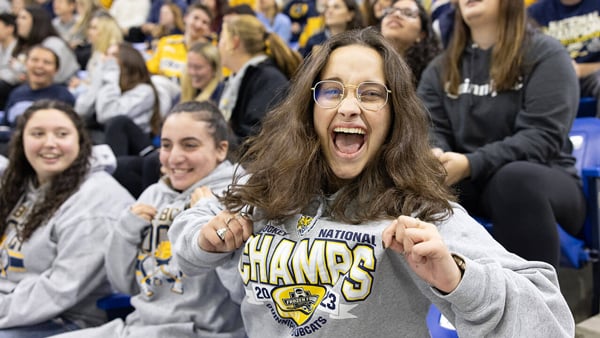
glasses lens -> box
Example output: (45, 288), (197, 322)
(385, 7), (417, 18)
(314, 81), (343, 108)
(401, 8), (418, 18)
(357, 82), (388, 111)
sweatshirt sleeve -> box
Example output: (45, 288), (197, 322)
(94, 63), (154, 130)
(0, 216), (110, 328)
(74, 61), (105, 119)
(169, 198), (235, 277)
(105, 185), (164, 295)
(105, 209), (148, 295)
(423, 206), (574, 337)
(417, 56), (454, 151)
(465, 40), (578, 182)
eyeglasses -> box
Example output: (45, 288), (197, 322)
(311, 80), (391, 111)
(382, 7), (419, 19)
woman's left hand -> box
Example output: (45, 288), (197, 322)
(438, 151), (470, 186)
(190, 186), (213, 207)
(382, 215), (462, 294)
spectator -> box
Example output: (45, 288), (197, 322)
(283, 0), (320, 45)
(147, 0), (187, 25)
(75, 42), (161, 148)
(68, 10), (123, 96)
(134, 2), (185, 50)
(146, 3), (214, 84)
(0, 99), (133, 336)
(0, 13), (18, 110)
(217, 14), (302, 143)
(181, 41), (221, 103)
(417, 0), (585, 267)
(52, 0), (78, 41)
(256, 0), (292, 45)
(112, 42), (222, 198)
(170, 28), (576, 337)
(300, 0), (364, 58)
(13, 5), (79, 84)
(69, 0), (102, 68)
(380, 0), (441, 85)
(51, 101), (244, 338)
(5, 46), (75, 128)
(528, 0), (600, 116)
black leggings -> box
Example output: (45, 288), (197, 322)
(104, 115), (153, 157)
(456, 161), (586, 268)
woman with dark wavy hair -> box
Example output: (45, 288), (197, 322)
(171, 28), (574, 337)
(0, 100), (133, 337)
(380, 0), (441, 86)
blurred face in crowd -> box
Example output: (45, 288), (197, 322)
(24, 108), (80, 186)
(87, 17), (99, 44)
(323, 0), (354, 30)
(313, 44), (391, 180)
(187, 50), (215, 91)
(159, 4), (176, 27)
(458, 0), (500, 27)
(0, 20), (15, 43)
(258, 0), (276, 12)
(26, 47), (58, 90)
(380, 0), (423, 51)
(11, 0), (25, 15)
(160, 112), (227, 191)
(53, 0), (76, 19)
(184, 7), (212, 43)
(373, 0), (392, 19)
(16, 8), (32, 38)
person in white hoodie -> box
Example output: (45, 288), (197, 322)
(0, 99), (134, 337)
(75, 42), (164, 148)
(52, 100), (245, 338)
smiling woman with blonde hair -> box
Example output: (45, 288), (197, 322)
(180, 41), (221, 103)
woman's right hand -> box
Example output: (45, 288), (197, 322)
(198, 211), (253, 253)
(130, 203), (157, 222)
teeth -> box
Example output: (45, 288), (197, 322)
(334, 127), (365, 134)
(40, 154), (59, 159)
(171, 169), (188, 174)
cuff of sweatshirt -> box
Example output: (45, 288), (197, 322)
(114, 209), (150, 244)
(465, 152), (483, 183)
(430, 255), (490, 314)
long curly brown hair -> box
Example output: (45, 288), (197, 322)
(222, 28), (454, 224)
(0, 100), (92, 241)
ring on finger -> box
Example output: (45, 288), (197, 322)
(216, 227), (228, 241)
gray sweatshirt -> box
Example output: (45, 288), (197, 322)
(171, 196), (574, 337)
(75, 58), (156, 133)
(58, 161), (245, 338)
(0, 155), (134, 329)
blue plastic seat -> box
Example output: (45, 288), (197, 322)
(96, 292), (134, 321)
(428, 117), (600, 337)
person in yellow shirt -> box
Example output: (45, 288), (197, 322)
(146, 3), (214, 83)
